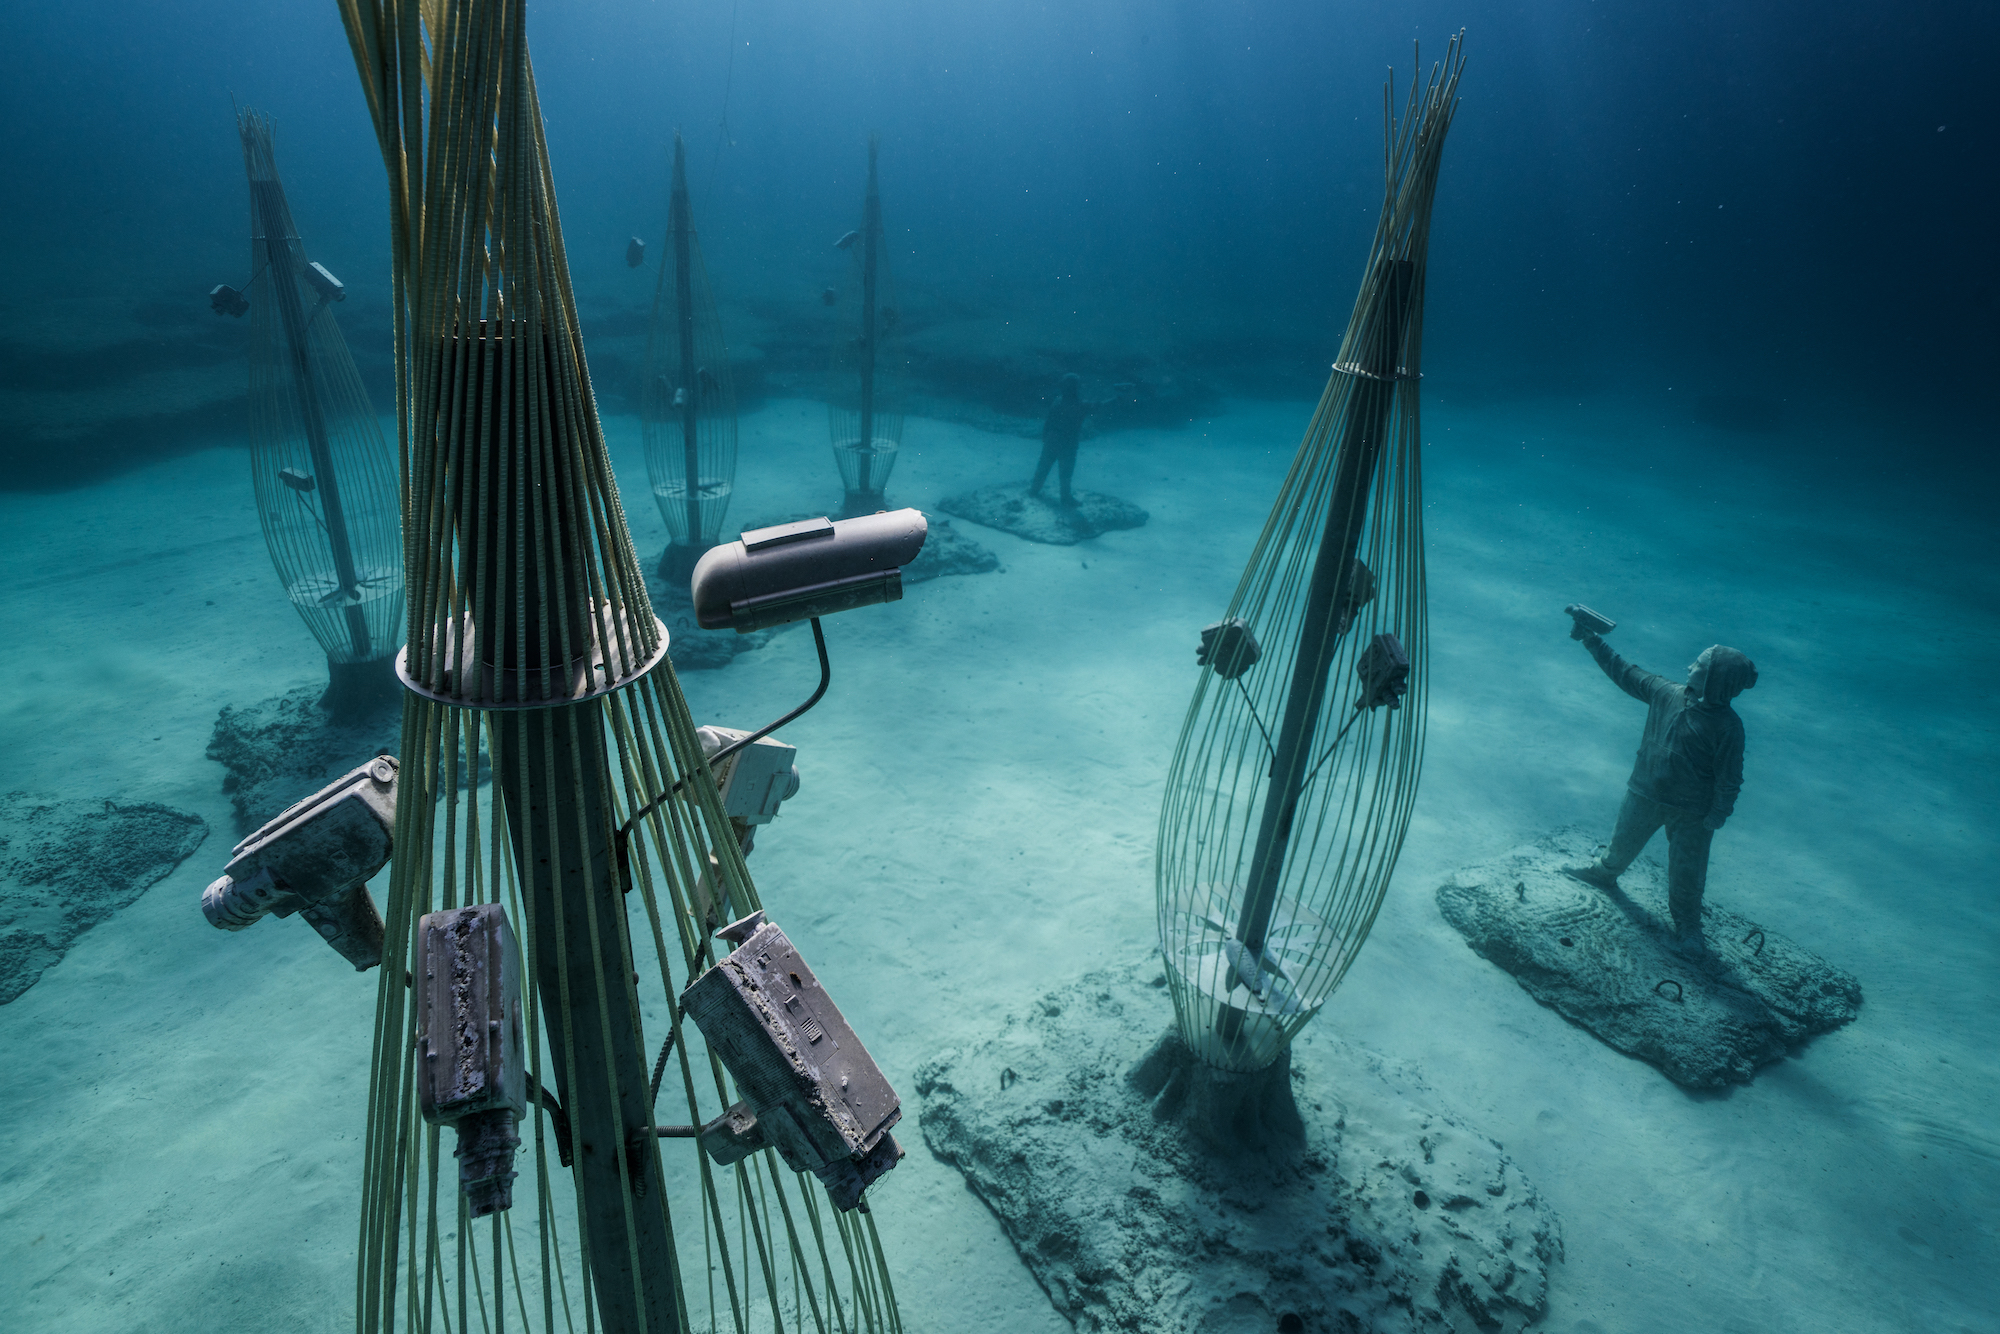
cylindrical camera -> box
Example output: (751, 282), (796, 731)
(691, 509), (927, 633)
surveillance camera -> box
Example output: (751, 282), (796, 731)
(1354, 632), (1410, 711)
(305, 261), (345, 302)
(1564, 603), (1616, 640)
(1197, 617), (1261, 680)
(201, 755), (396, 971)
(694, 725), (801, 826)
(415, 903), (527, 1217)
(209, 283), (249, 318)
(680, 912), (904, 1211)
(691, 509), (927, 633)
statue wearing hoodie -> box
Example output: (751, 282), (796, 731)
(1029, 373), (1111, 507)
(1563, 626), (1759, 955)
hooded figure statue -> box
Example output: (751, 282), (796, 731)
(1564, 626), (1759, 955)
(1029, 373), (1113, 507)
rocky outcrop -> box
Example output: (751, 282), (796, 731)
(0, 794), (208, 1003)
(919, 959), (1562, 1334)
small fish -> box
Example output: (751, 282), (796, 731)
(626, 237), (646, 268)
(672, 387), (687, 407)
(834, 230), (860, 250)
(821, 286), (838, 306)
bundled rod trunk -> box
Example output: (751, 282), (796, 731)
(451, 328), (676, 1333)
(249, 178), (371, 658)
(496, 705), (678, 1334)
(1234, 260), (1413, 960)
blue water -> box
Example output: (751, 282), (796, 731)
(1, 3), (1995, 1332)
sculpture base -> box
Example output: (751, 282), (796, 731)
(208, 685), (400, 833)
(838, 489), (891, 519)
(321, 653), (401, 722)
(1436, 827), (1863, 1089)
(936, 484), (1147, 546)
(1128, 1032), (1304, 1155)
(655, 539), (714, 593)
(918, 958), (1562, 1334)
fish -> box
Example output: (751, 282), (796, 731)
(821, 287), (838, 306)
(834, 230), (859, 250)
(626, 237), (646, 268)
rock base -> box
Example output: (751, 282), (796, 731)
(1436, 828), (1863, 1089)
(918, 959), (1562, 1334)
(207, 686), (399, 833)
(0, 793), (208, 1003)
(936, 484), (1147, 545)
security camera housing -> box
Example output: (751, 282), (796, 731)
(691, 509), (927, 633)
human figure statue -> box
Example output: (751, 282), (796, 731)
(1562, 618), (1759, 956)
(1029, 373), (1114, 507)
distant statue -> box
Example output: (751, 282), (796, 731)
(1562, 615), (1758, 957)
(1030, 373), (1115, 508)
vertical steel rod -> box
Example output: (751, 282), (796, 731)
(1231, 259), (1413, 963)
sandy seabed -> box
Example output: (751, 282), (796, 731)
(0, 394), (1993, 1334)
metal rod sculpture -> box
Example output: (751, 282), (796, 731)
(1157, 40), (1464, 1078)
(827, 134), (905, 516)
(643, 133), (737, 589)
(336, 1), (903, 1329)
(236, 109), (403, 717)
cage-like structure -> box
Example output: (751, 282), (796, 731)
(826, 134), (907, 516)
(643, 133), (738, 589)
(239, 109), (404, 717)
(1156, 41), (1464, 1075)
(337, 2), (903, 1330)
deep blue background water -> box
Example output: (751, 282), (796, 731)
(4, 0), (1993, 466)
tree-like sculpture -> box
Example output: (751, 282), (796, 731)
(643, 132), (738, 589)
(827, 134), (907, 516)
(1154, 39), (1465, 1147)
(335, 1), (902, 1329)
(238, 109), (403, 717)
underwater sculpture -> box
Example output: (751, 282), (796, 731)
(643, 132), (739, 589)
(827, 134), (907, 516)
(1151, 43), (1463, 1144)
(1436, 610), (1856, 1088)
(923, 44), (1567, 1334)
(935, 372), (1147, 545)
(1028, 372), (1114, 506)
(1560, 607), (1757, 956)
(325, 1), (909, 1329)
(220, 108), (404, 720)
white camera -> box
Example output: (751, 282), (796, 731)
(694, 725), (801, 827)
(201, 756), (396, 971)
(690, 510), (927, 632)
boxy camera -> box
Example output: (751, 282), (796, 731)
(415, 903), (527, 1217)
(690, 510), (927, 633)
(680, 912), (904, 1211)
(201, 755), (396, 971)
